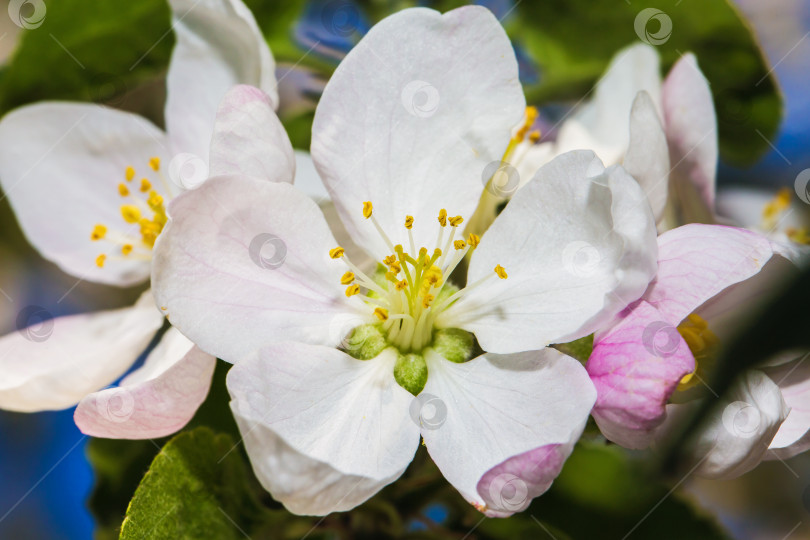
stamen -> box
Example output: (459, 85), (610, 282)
(404, 216), (414, 229)
(438, 209), (447, 227)
(494, 265), (508, 279)
(467, 233), (480, 249)
(122, 244), (134, 255)
(373, 307), (389, 321)
(363, 201), (373, 219)
(118, 183), (130, 197)
(140, 179), (152, 192)
(121, 205), (142, 224)
(340, 271), (355, 285)
(448, 215), (463, 227)
(91, 224), (107, 241)
(453, 240), (466, 250)
(95, 254), (106, 267)
(329, 247), (345, 259)
(149, 157), (160, 171)
(345, 284), (360, 297)
(125, 166), (135, 182)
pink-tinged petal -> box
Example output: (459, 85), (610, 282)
(74, 328), (215, 439)
(587, 301), (694, 449)
(644, 224), (773, 325)
(209, 85), (294, 183)
(661, 54), (718, 224)
(0, 291), (163, 411)
(421, 348), (595, 516)
(0, 103), (168, 286)
(165, 0), (277, 160)
(152, 176), (358, 363)
(762, 354), (810, 459)
(227, 343), (420, 515)
(623, 91), (670, 225)
(311, 6), (524, 259)
(664, 370), (788, 479)
(442, 151), (658, 353)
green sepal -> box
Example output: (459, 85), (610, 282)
(343, 324), (388, 360)
(431, 328), (474, 364)
(394, 352), (428, 395)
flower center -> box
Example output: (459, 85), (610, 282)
(90, 157), (171, 268)
(329, 202), (507, 353)
(676, 313), (718, 391)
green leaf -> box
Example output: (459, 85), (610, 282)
(119, 427), (266, 540)
(0, 0), (173, 114)
(512, 0), (782, 165)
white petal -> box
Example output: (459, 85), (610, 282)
(0, 103), (168, 286)
(420, 348), (595, 516)
(209, 85), (294, 183)
(680, 370), (788, 479)
(623, 91), (670, 224)
(762, 355), (810, 459)
(152, 176), (359, 362)
(228, 343), (420, 515)
(165, 0), (277, 160)
(74, 328), (215, 439)
(0, 291), (163, 411)
(294, 150), (330, 205)
(562, 43), (661, 164)
(311, 6), (525, 258)
(442, 150), (658, 353)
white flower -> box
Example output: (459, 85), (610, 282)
(153, 6), (659, 515)
(0, 0), (279, 439)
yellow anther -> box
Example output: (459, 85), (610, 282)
(529, 130), (541, 143)
(147, 190), (164, 211)
(425, 267), (442, 285)
(418, 247), (428, 258)
(676, 313), (719, 391)
(340, 271), (355, 285)
(448, 215), (463, 227)
(685, 313), (707, 330)
(121, 205), (142, 224)
(149, 157), (160, 171)
(422, 294), (434, 308)
(467, 233), (480, 249)
(122, 244), (133, 255)
(786, 227), (810, 245)
(363, 201), (373, 219)
(762, 187), (792, 222)
(125, 166), (135, 182)
(118, 183), (130, 197)
(395, 280), (408, 291)
(373, 307), (389, 321)
(383, 254), (398, 266)
(329, 247), (345, 259)
(525, 106), (539, 121)
(95, 254), (106, 268)
(438, 209), (447, 227)
(494, 264), (508, 279)
(404, 215), (414, 229)
(140, 178), (152, 192)
(433, 248), (442, 258)
(90, 224), (107, 241)
(453, 240), (466, 250)
(388, 260), (401, 273)
(345, 284), (360, 297)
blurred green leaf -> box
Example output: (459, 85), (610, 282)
(0, 0), (173, 114)
(512, 0), (782, 165)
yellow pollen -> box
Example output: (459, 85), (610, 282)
(95, 254), (106, 267)
(363, 201), (373, 219)
(140, 178), (152, 192)
(395, 280), (408, 290)
(422, 294), (434, 308)
(373, 307), (389, 321)
(676, 313), (719, 391)
(786, 227), (810, 245)
(762, 187), (792, 224)
(90, 224), (107, 241)
(494, 265), (508, 279)
(388, 261), (402, 274)
(125, 166), (135, 182)
(404, 215), (414, 229)
(467, 233), (480, 249)
(529, 130), (541, 143)
(340, 271), (355, 285)
(345, 284), (360, 297)
(383, 255), (397, 266)
(448, 215), (463, 227)
(453, 240), (466, 250)
(147, 190), (164, 211)
(329, 247), (345, 259)
(121, 205), (142, 224)
(511, 106), (540, 143)
(122, 244), (133, 255)
(438, 209), (447, 227)
(149, 157), (160, 171)
(118, 183), (130, 197)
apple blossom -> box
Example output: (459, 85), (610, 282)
(152, 7), (659, 516)
(0, 0), (279, 439)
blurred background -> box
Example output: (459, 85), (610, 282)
(0, 0), (808, 538)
